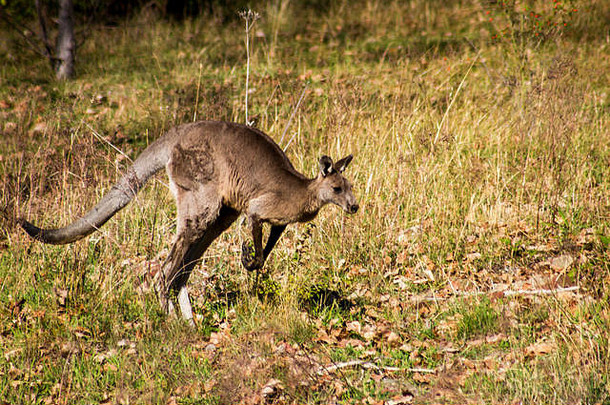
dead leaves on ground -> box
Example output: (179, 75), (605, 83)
(187, 312), (423, 404)
(2, 210), (605, 404)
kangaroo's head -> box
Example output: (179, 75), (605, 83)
(317, 155), (359, 214)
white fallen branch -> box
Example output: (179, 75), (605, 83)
(317, 359), (435, 375)
(502, 285), (580, 296)
(410, 285), (580, 303)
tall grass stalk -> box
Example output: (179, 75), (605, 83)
(0, 0), (608, 403)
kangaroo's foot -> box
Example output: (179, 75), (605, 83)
(177, 286), (195, 327)
(241, 242), (263, 271)
(156, 288), (196, 327)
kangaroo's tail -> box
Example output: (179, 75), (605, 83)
(19, 134), (173, 245)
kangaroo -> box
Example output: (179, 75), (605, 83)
(19, 121), (359, 325)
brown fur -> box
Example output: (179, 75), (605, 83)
(19, 121), (359, 322)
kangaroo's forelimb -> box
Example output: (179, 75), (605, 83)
(241, 219), (286, 272)
(263, 225), (286, 259)
(241, 215), (264, 271)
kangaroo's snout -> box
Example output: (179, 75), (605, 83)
(347, 203), (359, 214)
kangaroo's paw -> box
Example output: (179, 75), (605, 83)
(241, 242), (262, 271)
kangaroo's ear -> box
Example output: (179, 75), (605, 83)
(334, 154), (353, 173)
(319, 155), (334, 177)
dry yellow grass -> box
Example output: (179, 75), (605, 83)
(1, 0), (609, 403)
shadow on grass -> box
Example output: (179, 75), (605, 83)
(299, 286), (354, 313)
(206, 274), (355, 314)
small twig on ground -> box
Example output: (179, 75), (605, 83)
(410, 285), (580, 303)
(502, 285), (580, 296)
(317, 359), (436, 375)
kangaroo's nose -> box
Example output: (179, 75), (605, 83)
(348, 204), (359, 214)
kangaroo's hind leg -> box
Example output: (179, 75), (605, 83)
(163, 205), (240, 324)
(158, 224), (209, 323)
(159, 142), (225, 323)
(158, 180), (219, 321)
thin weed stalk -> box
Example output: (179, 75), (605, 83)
(239, 9), (260, 126)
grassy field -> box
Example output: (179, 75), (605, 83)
(1, 0), (609, 403)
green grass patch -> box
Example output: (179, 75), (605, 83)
(1, 0), (609, 403)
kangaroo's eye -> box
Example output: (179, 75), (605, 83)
(333, 187), (342, 193)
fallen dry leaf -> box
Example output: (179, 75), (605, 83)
(203, 378), (217, 393)
(54, 287), (68, 307)
(4, 348), (22, 361)
(362, 324), (377, 341)
(315, 328), (336, 344)
(73, 327), (91, 339)
(525, 341), (557, 358)
(338, 338), (365, 348)
(413, 372), (431, 384)
(465, 252), (482, 261)
(550, 255), (574, 272)
(30, 122), (47, 135)
(346, 320), (362, 334)
(386, 331), (401, 347)
(260, 378), (284, 398)
(209, 330), (231, 346)
(387, 394), (415, 405)
(462, 358), (476, 370)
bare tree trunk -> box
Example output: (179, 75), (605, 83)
(56, 0), (75, 80)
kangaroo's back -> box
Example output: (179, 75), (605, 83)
(181, 121), (304, 178)
(171, 122), (310, 210)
